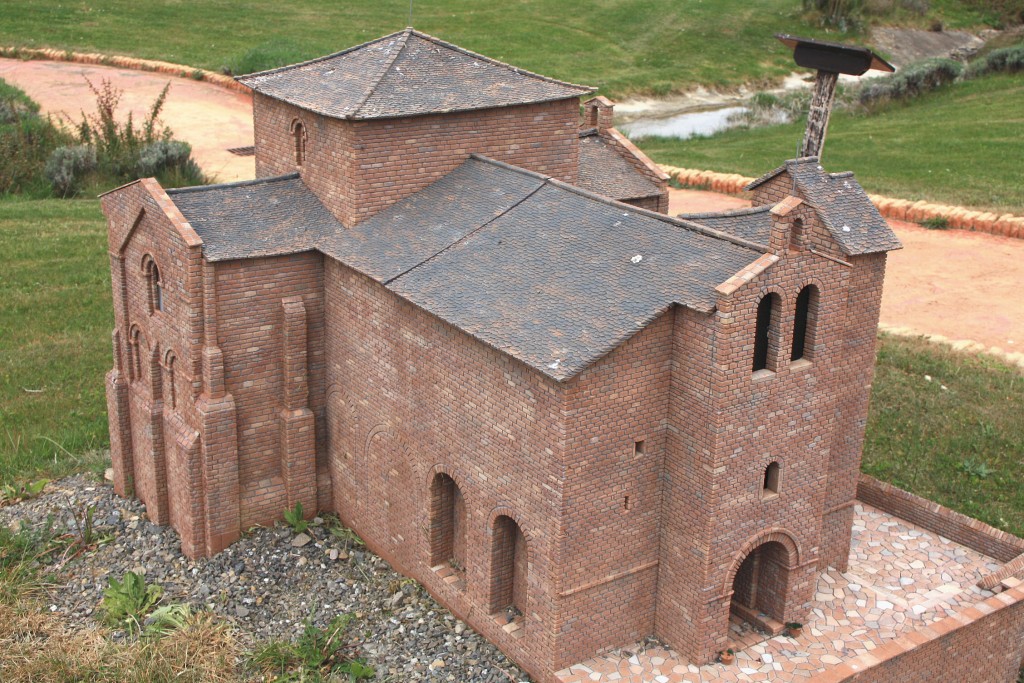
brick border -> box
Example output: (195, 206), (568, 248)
(661, 164), (1024, 240)
(0, 46), (251, 94)
(857, 474), (1024, 563)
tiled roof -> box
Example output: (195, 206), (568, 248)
(166, 175), (335, 262)
(577, 130), (663, 201)
(678, 205), (773, 245)
(168, 157), (765, 382)
(745, 157), (902, 255)
(237, 28), (594, 120)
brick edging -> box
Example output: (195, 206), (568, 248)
(857, 474), (1024, 563)
(660, 164), (1024, 239)
(809, 584), (1024, 683)
(0, 46), (251, 94)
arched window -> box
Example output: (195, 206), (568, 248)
(790, 218), (804, 251)
(143, 255), (162, 313)
(791, 285), (819, 362)
(490, 514), (528, 624)
(762, 461), (780, 498)
(753, 293), (780, 373)
(290, 119), (306, 167)
(164, 351), (177, 408)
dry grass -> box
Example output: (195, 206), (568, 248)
(0, 602), (241, 683)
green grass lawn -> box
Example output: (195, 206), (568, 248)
(638, 73), (1024, 213)
(0, 198), (111, 482)
(0, 0), (1005, 98)
(2, 198), (1022, 539)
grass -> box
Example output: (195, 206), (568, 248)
(0, 0), (1006, 98)
(864, 334), (1024, 537)
(0, 198), (111, 483)
(638, 73), (1024, 213)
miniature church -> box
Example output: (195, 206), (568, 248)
(102, 28), (909, 681)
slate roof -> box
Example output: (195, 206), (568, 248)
(237, 28), (594, 120)
(745, 157), (902, 255)
(678, 205), (773, 245)
(577, 129), (663, 201)
(166, 175), (336, 261)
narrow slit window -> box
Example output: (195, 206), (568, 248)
(791, 285), (818, 362)
(634, 440), (645, 457)
(291, 120), (306, 167)
(763, 462), (780, 497)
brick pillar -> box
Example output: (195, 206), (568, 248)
(280, 296), (317, 515)
(582, 96), (615, 131)
(196, 261), (240, 556)
(106, 330), (134, 497)
(146, 345), (170, 525)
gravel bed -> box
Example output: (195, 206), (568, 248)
(0, 474), (531, 682)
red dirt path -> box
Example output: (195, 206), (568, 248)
(4, 57), (1021, 367)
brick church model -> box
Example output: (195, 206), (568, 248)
(102, 28), (964, 681)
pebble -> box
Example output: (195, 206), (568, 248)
(0, 473), (529, 682)
(290, 533), (311, 547)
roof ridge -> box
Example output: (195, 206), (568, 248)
(235, 30), (405, 82)
(350, 28), (414, 118)
(678, 205), (774, 219)
(405, 28), (595, 94)
(543, 177), (767, 253)
(384, 170), (547, 286)
(165, 173), (301, 195)
(468, 154), (553, 182)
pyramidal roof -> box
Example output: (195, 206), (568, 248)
(237, 28), (595, 120)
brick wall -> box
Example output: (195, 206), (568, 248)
(323, 258), (567, 679)
(212, 252), (325, 529)
(814, 586), (1024, 683)
(253, 94), (581, 226)
(857, 475), (1024, 563)
(554, 311), (675, 667)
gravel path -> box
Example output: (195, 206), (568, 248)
(0, 473), (530, 682)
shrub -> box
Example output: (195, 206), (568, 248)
(44, 144), (97, 197)
(858, 58), (963, 106)
(803, 0), (865, 31)
(966, 45), (1024, 78)
(0, 79), (70, 196)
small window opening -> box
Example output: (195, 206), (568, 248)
(763, 461), (781, 498)
(143, 256), (162, 313)
(128, 326), (142, 381)
(624, 495), (631, 511)
(490, 514), (528, 631)
(791, 285), (818, 362)
(753, 293), (780, 373)
(634, 440), (645, 457)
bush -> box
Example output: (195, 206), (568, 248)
(803, 0), (865, 31)
(966, 45), (1024, 78)
(44, 144), (97, 197)
(858, 58), (963, 106)
(0, 79), (71, 196)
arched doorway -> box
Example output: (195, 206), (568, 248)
(729, 540), (792, 631)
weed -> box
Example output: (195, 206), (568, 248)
(0, 477), (48, 505)
(957, 459), (994, 479)
(252, 611), (374, 681)
(325, 515), (365, 549)
(283, 501), (309, 534)
(920, 215), (950, 230)
(101, 570), (164, 632)
(144, 602), (193, 637)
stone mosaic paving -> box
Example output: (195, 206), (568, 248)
(555, 503), (1002, 682)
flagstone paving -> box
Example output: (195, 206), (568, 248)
(555, 503), (1002, 682)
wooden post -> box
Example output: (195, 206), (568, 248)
(799, 70), (839, 159)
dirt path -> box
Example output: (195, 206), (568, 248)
(4, 57), (1021, 366)
(0, 58), (254, 183)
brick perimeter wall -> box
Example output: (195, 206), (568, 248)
(816, 586), (1024, 683)
(857, 475), (1024, 563)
